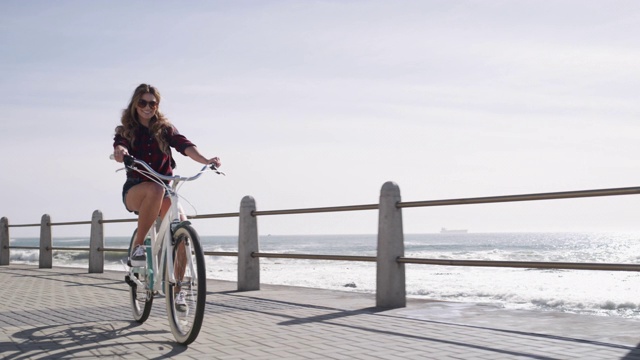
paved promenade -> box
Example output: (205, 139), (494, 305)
(1, 265), (640, 359)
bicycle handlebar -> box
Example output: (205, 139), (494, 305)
(110, 154), (225, 182)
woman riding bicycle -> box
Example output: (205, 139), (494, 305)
(112, 83), (221, 287)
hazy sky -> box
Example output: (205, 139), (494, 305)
(2, 0), (640, 237)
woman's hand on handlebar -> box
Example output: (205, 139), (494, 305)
(208, 157), (221, 169)
(113, 145), (130, 163)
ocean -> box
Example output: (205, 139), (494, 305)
(7, 232), (640, 318)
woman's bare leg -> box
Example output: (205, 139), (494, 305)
(125, 182), (166, 248)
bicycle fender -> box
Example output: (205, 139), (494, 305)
(171, 220), (192, 234)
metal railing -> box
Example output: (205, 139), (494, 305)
(2, 182), (640, 308)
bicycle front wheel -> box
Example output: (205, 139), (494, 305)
(164, 224), (207, 345)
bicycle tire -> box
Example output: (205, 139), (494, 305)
(164, 224), (207, 345)
(128, 228), (153, 323)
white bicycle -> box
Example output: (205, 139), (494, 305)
(112, 154), (224, 345)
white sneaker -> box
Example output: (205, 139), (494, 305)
(130, 245), (146, 267)
(175, 290), (188, 313)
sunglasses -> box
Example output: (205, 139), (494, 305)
(137, 99), (158, 109)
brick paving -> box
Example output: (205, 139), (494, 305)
(1, 264), (640, 359)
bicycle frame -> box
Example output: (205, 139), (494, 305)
(120, 155), (223, 294)
(129, 186), (181, 294)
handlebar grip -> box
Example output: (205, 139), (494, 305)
(123, 155), (135, 166)
(209, 164), (226, 176)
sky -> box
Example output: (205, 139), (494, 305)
(1, 0), (640, 237)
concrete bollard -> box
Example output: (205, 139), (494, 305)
(89, 210), (104, 273)
(376, 181), (406, 308)
(238, 196), (259, 291)
(0, 217), (9, 266)
(39, 214), (52, 269)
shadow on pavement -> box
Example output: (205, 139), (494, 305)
(3, 321), (185, 360)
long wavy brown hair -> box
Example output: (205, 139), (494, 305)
(115, 84), (173, 154)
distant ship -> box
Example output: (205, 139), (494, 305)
(440, 228), (468, 234)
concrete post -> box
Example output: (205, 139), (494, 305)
(238, 196), (259, 291)
(0, 217), (9, 266)
(39, 214), (52, 269)
(376, 181), (406, 308)
(89, 210), (104, 273)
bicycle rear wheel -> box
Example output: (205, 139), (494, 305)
(127, 229), (153, 323)
(164, 224), (207, 345)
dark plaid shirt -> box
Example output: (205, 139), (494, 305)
(113, 125), (195, 182)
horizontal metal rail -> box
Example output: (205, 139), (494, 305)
(204, 251), (239, 257)
(190, 213), (240, 219)
(7, 223), (40, 228)
(50, 247), (90, 251)
(8, 244), (638, 272)
(11, 246), (94, 252)
(252, 252), (377, 262)
(398, 186), (640, 208)
(7, 219), (135, 227)
(49, 221), (92, 226)
(6, 246), (241, 256)
(253, 204), (378, 216)
(100, 219), (137, 224)
(8, 246), (241, 257)
(398, 257), (640, 271)
(98, 249), (240, 256)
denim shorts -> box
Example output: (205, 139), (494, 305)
(122, 178), (144, 213)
